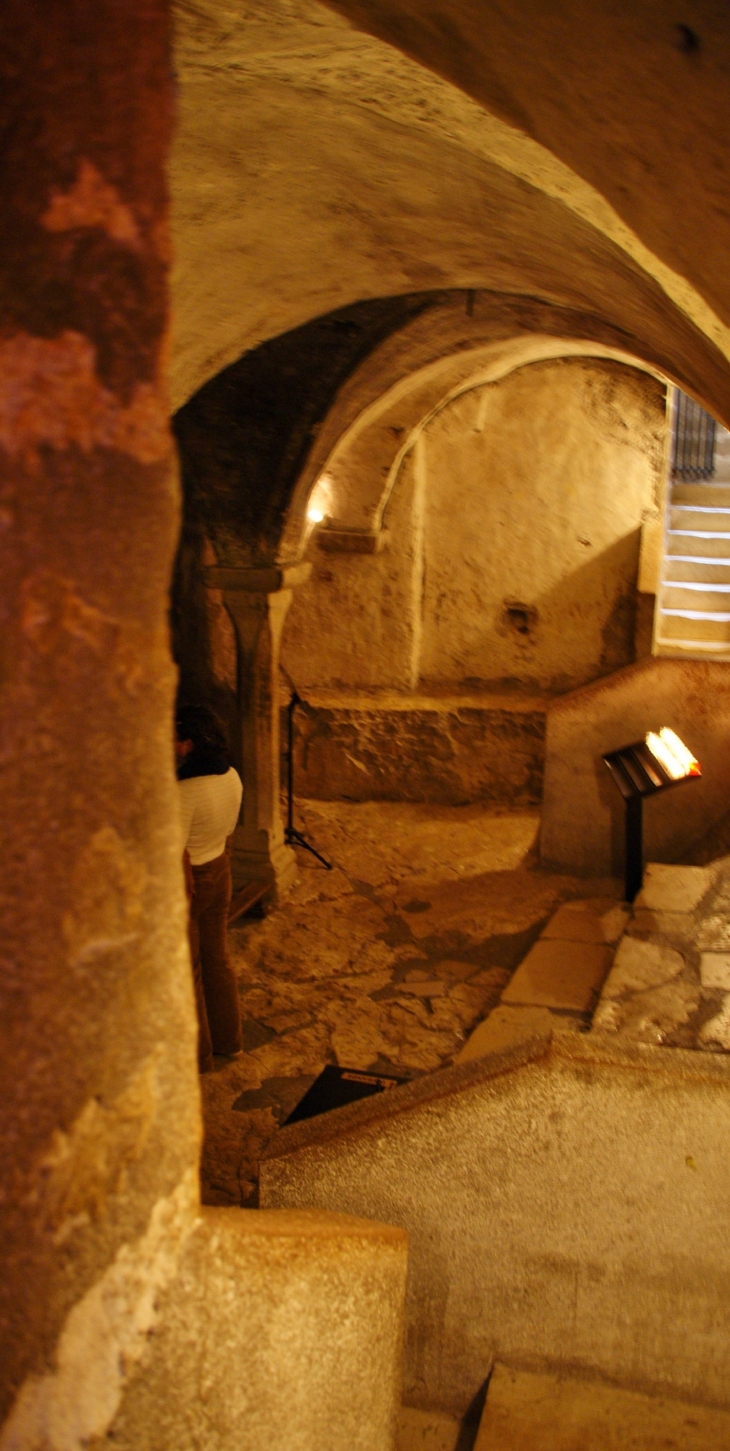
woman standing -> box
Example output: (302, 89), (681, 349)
(175, 705), (243, 1073)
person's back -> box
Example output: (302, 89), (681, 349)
(178, 766), (242, 865)
(175, 705), (243, 1072)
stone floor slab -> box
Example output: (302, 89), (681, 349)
(501, 940), (613, 1010)
(635, 863), (715, 913)
(456, 1004), (581, 1062)
(700, 952), (730, 991)
(475, 1365), (730, 1450)
(599, 937), (684, 999)
(541, 898), (628, 945)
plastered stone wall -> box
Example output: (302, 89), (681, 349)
(283, 360), (665, 696)
(419, 361), (664, 691)
(260, 1036), (730, 1419)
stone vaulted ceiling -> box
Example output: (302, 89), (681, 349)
(171, 0), (730, 425)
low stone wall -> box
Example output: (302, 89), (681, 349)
(540, 656), (730, 875)
(286, 691), (546, 805)
(106, 1206), (407, 1451)
(260, 1036), (730, 1419)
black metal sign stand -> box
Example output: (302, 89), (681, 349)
(603, 738), (700, 904)
(284, 690), (332, 870)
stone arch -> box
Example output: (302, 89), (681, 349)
(290, 336), (664, 551)
(176, 289), (730, 576)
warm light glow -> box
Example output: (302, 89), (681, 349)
(645, 727), (700, 780)
(306, 473), (333, 529)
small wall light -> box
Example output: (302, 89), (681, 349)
(306, 473), (332, 529)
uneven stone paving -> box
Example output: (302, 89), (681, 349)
(592, 859), (730, 1051)
(200, 800), (618, 1206)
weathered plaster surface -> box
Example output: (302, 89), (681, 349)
(106, 1207), (408, 1451)
(323, 0), (730, 345)
(261, 1036), (730, 1417)
(171, 0), (730, 414)
(283, 359), (663, 708)
(418, 362), (663, 691)
(0, 1171), (198, 1451)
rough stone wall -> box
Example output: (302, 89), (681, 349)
(0, 1), (201, 1439)
(283, 360), (665, 695)
(290, 696), (546, 804)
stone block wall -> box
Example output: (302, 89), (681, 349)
(287, 692), (546, 804)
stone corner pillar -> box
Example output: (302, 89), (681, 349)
(203, 563), (311, 901)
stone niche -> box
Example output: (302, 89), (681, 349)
(281, 358), (666, 803)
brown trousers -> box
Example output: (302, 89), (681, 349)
(188, 851), (242, 1071)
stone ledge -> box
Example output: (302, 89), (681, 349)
(287, 692), (547, 804)
(261, 1034), (552, 1163)
(261, 1032), (730, 1169)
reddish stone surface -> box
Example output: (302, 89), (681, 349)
(0, 0), (199, 1420)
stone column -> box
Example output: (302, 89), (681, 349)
(0, 0), (202, 1439)
(204, 564), (311, 899)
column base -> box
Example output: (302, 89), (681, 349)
(230, 840), (298, 903)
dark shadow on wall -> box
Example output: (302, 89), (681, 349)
(172, 292), (444, 567)
(169, 513), (240, 770)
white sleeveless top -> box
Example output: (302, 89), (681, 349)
(178, 767), (243, 865)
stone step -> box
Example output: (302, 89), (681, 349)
(654, 637), (730, 659)
(669, 504), (730, 531)
(592, 862), (718, 1044)
(666, 530), (730, 558)
(474, 1365), (730, 1450)
(657, 611), (730, 641)
(456, 896), (627, 1062)
(662, 557), (730, 583)
(672, 482), (730, 507)
(660, 582), (730, 613)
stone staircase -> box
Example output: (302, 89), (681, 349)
(655, 422), (730, 658)
(260, 860), (730, 1450)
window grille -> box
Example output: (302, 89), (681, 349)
(671, 388), (716, 480)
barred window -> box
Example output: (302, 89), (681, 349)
(671, 388), (716, 481)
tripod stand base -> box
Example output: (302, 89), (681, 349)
(285, 826), (332, 870)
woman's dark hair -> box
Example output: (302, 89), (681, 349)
(175, 705), (231, 779)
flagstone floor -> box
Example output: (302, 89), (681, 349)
(199, 798), (618, 1205)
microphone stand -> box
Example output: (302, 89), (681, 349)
(284, 689), (332, 870)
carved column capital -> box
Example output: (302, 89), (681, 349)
(202, 563), (312, 593)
